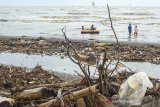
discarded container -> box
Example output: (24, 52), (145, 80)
(119, 72), (153, 106)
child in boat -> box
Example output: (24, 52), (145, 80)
(91, 24), (96, 30)
(82, 26), (84, 30)
(134, 26), (138, 35)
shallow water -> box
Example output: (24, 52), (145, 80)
(0, 52), (159, 79)
(0, 52), (81, 73)
(0, 6), (160, 43)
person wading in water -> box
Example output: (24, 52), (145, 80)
(134, 26), (138, 35)
(128, 23), (132, 35)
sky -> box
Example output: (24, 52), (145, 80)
(0, 0), (160, 6)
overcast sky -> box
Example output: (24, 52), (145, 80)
(0, 0), (160, 6)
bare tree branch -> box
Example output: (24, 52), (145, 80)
(61, 27), (92, 86)
(74, 70), (84, 77)
(107, 5), (119, 44)
(87, 65), (91, 77)
(107, 4), (120, 77)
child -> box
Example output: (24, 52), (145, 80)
(134, 26), (138, 35)
(91, 24), (95, 30)
(128, 24), (132, 35)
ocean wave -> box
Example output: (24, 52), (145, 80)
(122, 12), (154, 16)
(8, 19), (79, 23)
(20, 20), (34, 23)
(68, 12), (90, 15)
(0, 12), (10, 14)
(41, 16), (81, 19)
(31, 12), (48, 15)
(122, 17), (148, 20)
(50, 20), (77, 23)
(149, 17), (160, 19)
(122, 13), (135, 15)
(39, 32), (50, 34)
(100, 17), (149, 22)
(99, 19), (110, 26)
(0, 19), (8, 22)
(145, 23), (160, 25)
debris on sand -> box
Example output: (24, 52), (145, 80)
(0, 64), (159, 107)
(0, 37), (160, 64)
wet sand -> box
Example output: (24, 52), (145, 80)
(1, 35), (160, 46)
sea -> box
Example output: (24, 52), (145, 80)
(0, 6), (160, 43)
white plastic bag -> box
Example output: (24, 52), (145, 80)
(119, 72), (153, 106)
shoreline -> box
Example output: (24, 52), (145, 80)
(0, 35), (160, 64)
(1, 35), (160, 47)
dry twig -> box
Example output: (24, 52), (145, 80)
(107, 4), (120, 77)
(61, 28), (92, 86)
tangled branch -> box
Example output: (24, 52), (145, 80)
(61, 28), (92, 86)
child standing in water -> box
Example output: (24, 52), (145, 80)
(128, 24), (132, 35)
(134, 26), (138, 35)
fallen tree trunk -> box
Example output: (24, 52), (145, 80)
(38, 99), (55, 107)
(13, 81), (80, 93)
(76, 98), (87, 107)
(28, 81), (79, 89)
(38, 84), (99, 107)
(15, 87), (54, 100)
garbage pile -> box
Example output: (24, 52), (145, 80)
(1, 37), (160, 64)
(0, 64), (159, 107)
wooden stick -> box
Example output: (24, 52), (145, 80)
(107, 4), (120, 77)
(38, 84), (99, 107)
(15, 87), (52, 100)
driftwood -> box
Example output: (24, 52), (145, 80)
(14, 81), (79, 92)
(74, 53), (96, 65)
(15, 87), (54, 100)
(38, 99), (55, 107)
(28, 81), (79, 89)
(76, 53), (92, 61)
(76, 98), (87, 107)
(93, 42), (113, 47)
(0, 96), (15, 107)
(38, 84), (99, 107)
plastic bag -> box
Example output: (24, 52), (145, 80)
(119, 72), (153, 106)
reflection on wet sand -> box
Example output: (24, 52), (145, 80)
(0, 52), (159, 79)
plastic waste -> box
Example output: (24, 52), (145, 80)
(118, 72), (153, 106)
